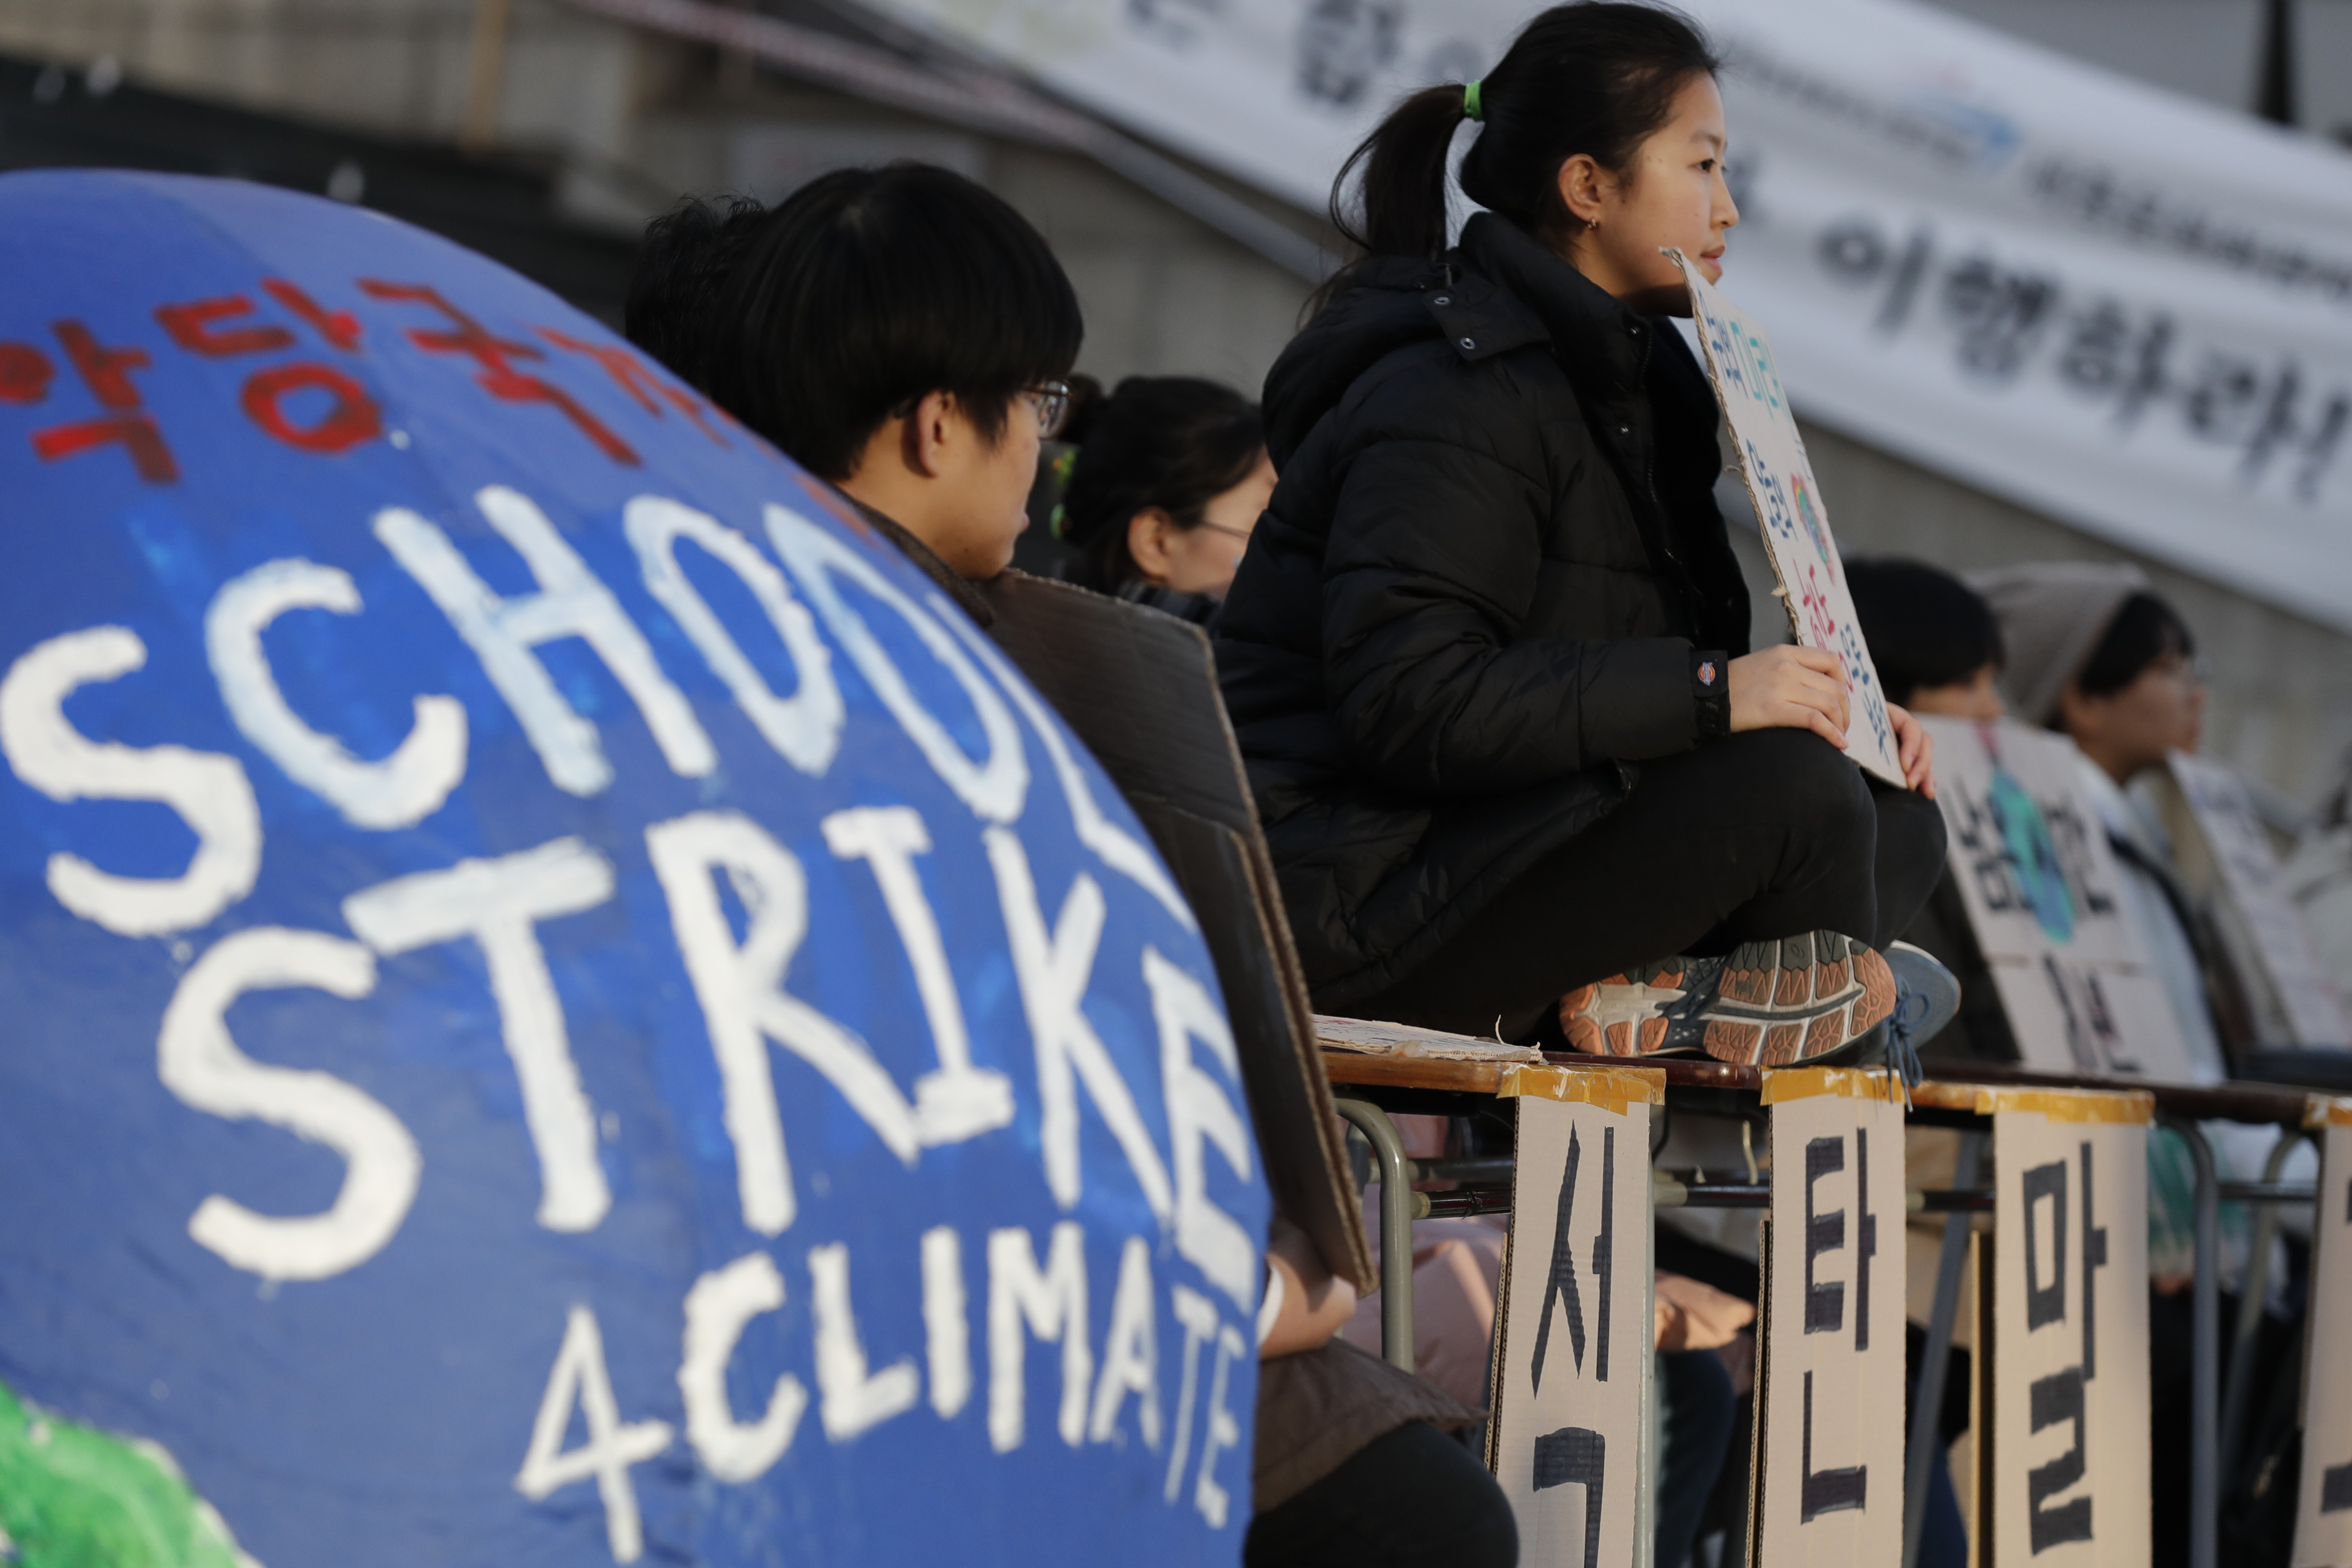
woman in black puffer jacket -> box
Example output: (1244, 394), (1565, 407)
(1215, 2), (1952, 1062)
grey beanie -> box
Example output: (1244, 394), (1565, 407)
(1964, 561), (2148, 728)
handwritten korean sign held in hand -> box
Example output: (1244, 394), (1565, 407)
(0, 171), (1265, 1568)
(1666, 247), (1908, 788)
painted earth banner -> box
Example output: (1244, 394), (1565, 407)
(850, 0), (2352, 636)
(1753, 1067), (1907, 1567)
(1672, 247), (1906, 788)
(1920, 717), (2200, 1081)
(0, 170), (1267, 1568)
(1487, 1066), (1658, 1568)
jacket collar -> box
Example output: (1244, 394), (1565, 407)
(1447, 214), (1656, 401)
(827, 486), (996, 628)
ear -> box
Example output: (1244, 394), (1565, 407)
(2057, 682), (2102, 739)
(1125, 508), (1177, 585)
(899, 390), (959, 480)
(1556, 154), (1609, 227)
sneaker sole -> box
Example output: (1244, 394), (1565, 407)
(1562, 934), (1896, 1067)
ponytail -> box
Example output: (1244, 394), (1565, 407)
(1325, 3), (1719, 275)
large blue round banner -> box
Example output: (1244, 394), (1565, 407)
(0, 170), (1266, 1567)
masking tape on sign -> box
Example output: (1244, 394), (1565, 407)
(1912, 1082), (2155, 1123)
(1759, 1065), (1905, 1106)
(1497, 1063), (1664, 1114)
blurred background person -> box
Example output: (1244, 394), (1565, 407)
(1051, 375), (1275, 623)
(1845, 557), (2006, 722)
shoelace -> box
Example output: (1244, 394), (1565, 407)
(1884, 984), (1932, 1103)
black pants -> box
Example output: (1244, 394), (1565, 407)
(1245, 1420), (1517, 1568)
(1350, 730), (1949, 1041)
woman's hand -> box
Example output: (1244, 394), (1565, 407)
(1259, 1215), (1359, 1359)
(1728, 645), (1851, 749)
(1888, 702), (1937, 799)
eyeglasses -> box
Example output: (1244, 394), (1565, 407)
(1197, 521), (1254, 543)
(1024, 381), (1072, 439)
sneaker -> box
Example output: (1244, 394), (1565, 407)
(1847, 942), (1962, 1090)
(1558, 931), (1898, 1066)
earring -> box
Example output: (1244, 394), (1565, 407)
(1586, 216), (1600, 232)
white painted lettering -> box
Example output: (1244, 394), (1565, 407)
(0, 626), (260, 935)
(1088, 1236), (1162, 1448)
(1193, 1324), (1247, 1528)
(623, 497), (842, 776)
(645, 809), (920, 1236)
(1163, 1284), (1221, 1504)
(922, 1225), (972, 1420)
(984, 827), (1173, 1221)
(375, 486), (714, 795)
(205, 558), (467, 829)
(678, 1251), (808, 1483)
(988, 1222), (1091, 1453)
(516, 1304), (673, 1564)
(810, 1242), (920, 1441)
(822, 805), (1013, 1146)
(1145, 947), (1257, 1313)
(342, 837), (614, 1232)
(157, 927), (417, 1281)
(761, 504), (1026, 823)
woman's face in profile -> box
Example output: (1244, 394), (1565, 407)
(1128, 450), (1277, 600)
(1566, 72), (1741, 311)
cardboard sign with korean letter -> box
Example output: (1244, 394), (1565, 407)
(1754, 1069), (1908, 1566)
(2150, 752), (2352, 1048)
(1989, 1090), (2153, 1568)
(2295, 1102), (2352, 1568)
(1668, 248), (1906, 789)
(1489, 1068), (1659, 1568)
(1923, 717), (2201, 1081)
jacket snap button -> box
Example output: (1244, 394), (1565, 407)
(1434, 295), (1451, 305)
(1617, 423), (1631, 435)
(1459, 337), (1476, 350)
(1628, 323), (1642, 334)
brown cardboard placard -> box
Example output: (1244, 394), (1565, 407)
(1754, 1069), (1909, 1565)
(2293, 1105), (2352, 1567)
(2148, 751), (2352, 1048)
(1488, 1088), (1655, 1568)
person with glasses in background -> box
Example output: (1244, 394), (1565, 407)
(1050, 376), (1277, 625)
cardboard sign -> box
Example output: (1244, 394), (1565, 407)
(0, 172), (1265, 1567)
(1754, 1068), (1909, 1566)
(1669, 248), (1907, 788)
(1922, 717), (2202, 1081)
(2295, 1103), (2352, 1568)
(1987, 1091), (2153, 1568)
(2149, 752), (2352, 1047)
(1489, 1069), (1659, 1568)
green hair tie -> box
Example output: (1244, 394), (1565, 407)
(1463, 79), (1484, 122)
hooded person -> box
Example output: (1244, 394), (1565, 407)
(1214, 2), (1958, 1070)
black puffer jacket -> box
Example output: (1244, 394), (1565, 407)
(1215, 213), (1751, 1004)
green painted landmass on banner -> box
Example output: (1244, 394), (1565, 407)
(0, 1377), (256, 1568)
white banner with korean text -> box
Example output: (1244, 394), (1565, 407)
(855, 0), (2352, 633)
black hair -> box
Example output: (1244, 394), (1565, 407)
(625, 194), (769, 390)
(700, 163), (1082, 482)
(1326, 2), (1720, 272)
(1844, 558), (2004, 706)
(2075, 592), (2195, 699)
(1055, 377), (1265, 594)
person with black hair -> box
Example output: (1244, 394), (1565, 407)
(630, 164), (1078, 603)
(625, 194), (768, 392)
(1844, 558), (2006, 720)
(1215, 2), (1955, 1068)
(1054, 376), (1276, 623)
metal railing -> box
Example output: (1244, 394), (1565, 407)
(1330, 1054), (2332, 1568)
